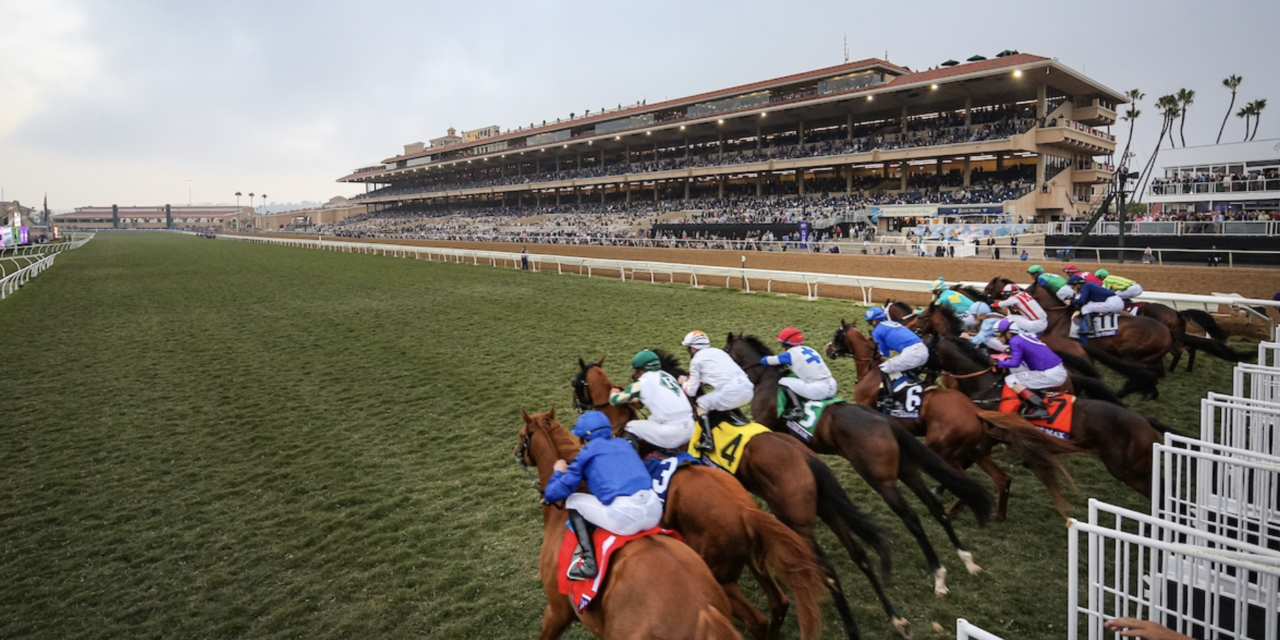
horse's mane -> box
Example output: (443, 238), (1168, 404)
(957, 285), (989, 303)
(738, 334), (775, 357)
(944, 335), (991, 367)
(530, 411), (580, 458)
(887, 300), (914, 316)
(654, 348), (688, 377)
(933, 303), (963, 335)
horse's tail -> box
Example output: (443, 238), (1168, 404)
(976, 410), (1078, 516)
(1083, 345), (1160, 391)
(1056, 350), (1102, 379)
(1144, 415), (1177, 435)
(1183, 334), (1254, 364)
(1179, 309), (1231, 342)
(743, 509), (826, 640)
(807, 455), (892, 578)
(1070, 374), (1125, 406)
(696, 605), (744, 640)
(890, 424), (993, 527)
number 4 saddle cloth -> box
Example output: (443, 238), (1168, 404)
(556, 525), (683, 612)
(686, 420), (771, 474)
(998, 385), (1075, 439)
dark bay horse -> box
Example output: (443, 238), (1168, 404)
(924, 337), (1172, 498)
(516, 409), (743, 640)
(827, 321), (1077, 522)
(724, 334), (993, 597)
(573, 358), (910, 639)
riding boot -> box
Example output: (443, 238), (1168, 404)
(876, 376), (894, 411)
(622, 432), (642, 454)
(695, 413), (715, 453)
(781, 386), (805, 422)
(1077, 314), (1090, 346)
(1018, 389), (1051, 420)
(566, 509), (598, 580)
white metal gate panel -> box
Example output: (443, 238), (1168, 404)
(956, 618), (1005, 640)
(1259, 342), (1280, 370)
(1202, 393), (1280, 457)
(1070, 500), (1280, 640)
(1154, 434), (1280, 552)
(1235, 365), (1280, 404)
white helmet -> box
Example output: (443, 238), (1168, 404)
(681, 330), (711, 350)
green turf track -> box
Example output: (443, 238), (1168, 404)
(0, 233), (1250, 639)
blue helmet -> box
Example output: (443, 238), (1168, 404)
(1067, 275), (1086, 285)
(969, 301), (992, 316)
(572, 411), (612, 439)
(865, 307), (888, 322)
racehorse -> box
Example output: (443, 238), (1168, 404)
(572, 358), (910, 639)
(924, 336), (1173, 498)
(826, 321), (1077, 522)
(981, 277), (1249, 373)
(516, 409), (743, 640)
(724, 334), (993, 597)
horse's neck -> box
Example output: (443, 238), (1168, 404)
(531, 430), (572, 491)
(942, 343), (1000, 399)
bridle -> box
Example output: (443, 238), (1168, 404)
(571, 365), (611, 413)
(513, 427), (541, 493)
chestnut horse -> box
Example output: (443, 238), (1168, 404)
(826, 321), (1076, 522)
(724, 334), (993, 598)
(573, 358), (909, 639)
(924, 336), (1173, 497)
(516, 409), (742, 640)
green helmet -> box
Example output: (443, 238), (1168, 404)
(1095, 268), (1110, 279)
(1027, 264), (1044, 275)
(631, 349), (662, 371)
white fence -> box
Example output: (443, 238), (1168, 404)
(956, 618), (1006, 640)
(1068, 500), (1280, 640)
(1153, 434), (1280, 552)
(212, 234), (1280, 313)
(0, 234), (92, 301)
(1201, 393), (1280, 457)
(1261, 342), (1280, 371)
(1234, 366), (1280, 405)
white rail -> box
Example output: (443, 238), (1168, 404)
(211, 234), (1280, 312)
(1153, 434), (1280, 551)
(1234, 365), (1280, 405)
(1201, 393), (1280, 460)
(956, 618), (1006, 640)
(0, 253), (57, 300)
(1069, 500), (1280, 640)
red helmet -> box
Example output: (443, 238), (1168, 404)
(777, 327), (804, 346)
(1063, 263), (1080, 273)
(1002, 283), (1021, 294)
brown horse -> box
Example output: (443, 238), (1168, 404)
(826, 321), (1077, 522)
(724, 334), (993, 597)
(924, 336), (1173, 497)
(572, 358), (910, 639)
(516, 409), (743, 640)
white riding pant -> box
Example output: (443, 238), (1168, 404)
(983, 337), (1008, 353)
(779, 376), (838, 401)
(566, 490), (663, 535)
(1081, 297), (1125, 315)
(1007, 315), (1048, 336)
(1056, 287), (1075, 303)
(1117, 284), (1143, 300)
(878, 342), (930, 376)
(958, 312), (977, 328)
(625, 418), (695, 450)
(695, 381), (754, 412)
(1005, 363), (1068, 390)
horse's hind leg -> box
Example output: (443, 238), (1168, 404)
(723, 582), (772, 640)
(538, 601), (576, 640)
(808, 539), (864, 640)
(975, 453), (1011, 523)
(871, 479), (949, 596)
(898, 465), (982, 579)
(745, 563), (789, 640)
(822, 514), (911, 638)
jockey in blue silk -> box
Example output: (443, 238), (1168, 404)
(865, 307), (929, 408)
(965, 301), (1008, 353)
(543, 411), (664, 581)
(760, 327), (837, 421)
(931, 278), (976, 326)
(1067, 274), (1124, 342)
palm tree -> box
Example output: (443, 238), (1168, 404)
(1118, 89), (1144, 171)
(235, 191), (242, 208)
(1217, 75), (1242, 144)
(1249, 99), (1267, 141)
(1136, 94), (1180, 202)
(261, 194), (268, 214)
(1237, 106), (1252, 142)
(1176, 88), (1195, 147)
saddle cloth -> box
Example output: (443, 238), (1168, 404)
(557, 525), (682, 612)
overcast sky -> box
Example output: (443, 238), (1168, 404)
(2, 0), (1277, 211)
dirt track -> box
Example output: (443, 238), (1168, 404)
(279, 235), (1280, 306)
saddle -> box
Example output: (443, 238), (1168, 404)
(877, 370), (925, 419)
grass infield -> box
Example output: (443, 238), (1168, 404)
(0, 233), (1248, 639)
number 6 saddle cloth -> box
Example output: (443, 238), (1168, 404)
(998, 385), (1075, 439)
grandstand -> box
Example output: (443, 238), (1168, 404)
(336, 52), (1123, 243)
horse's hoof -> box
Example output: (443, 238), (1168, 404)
(958, 550), (983, 574)
(933, 567), (949, 597)
(892, 616), (913, 639)
(990, 511), (1006, 523)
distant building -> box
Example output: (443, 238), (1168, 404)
(52, 205), (255, 230)
(1146, 138), (1280, 218)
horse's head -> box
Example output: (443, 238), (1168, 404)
(572, 357), (612, 413)
(653, 348), (688, 378)
(828, 320), (877, 376)
(918, 302), (962, 338)
(724, 332), (776, 383)
(516, 407), (580, 489)
(826, 320), (854, 360)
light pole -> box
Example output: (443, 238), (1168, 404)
(188, 179), (192, 206)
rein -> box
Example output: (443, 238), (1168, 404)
(945, 366), (997, 380)
(513, 429), (542, 494)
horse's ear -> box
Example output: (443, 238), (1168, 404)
(840, 318), (848, 329)
(548, 406), (556, 420)
(578, 357), (587, 371)
(595, 356), (605, 367)
(521, 410), (532, 424)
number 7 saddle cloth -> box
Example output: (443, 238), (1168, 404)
(998, 385), (1075, 438)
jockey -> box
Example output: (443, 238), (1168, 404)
(994, 320), (1067, 420)
(610, 350), (696, 454)
(1027, 264), (1069, 298)
(1093, 269), (1144, 301)
(1067, 274), (1124, 340)
(865, 307), (930, 407)
(1062, 264), (1105, 287)
(994, 283), (1049, 336)
(965, 301), (1008, 353)
(932, 278), (975, 326)
(678, 330), (754, 452)
(760, 327), (837, 421)
(543, 411), (664, 580)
